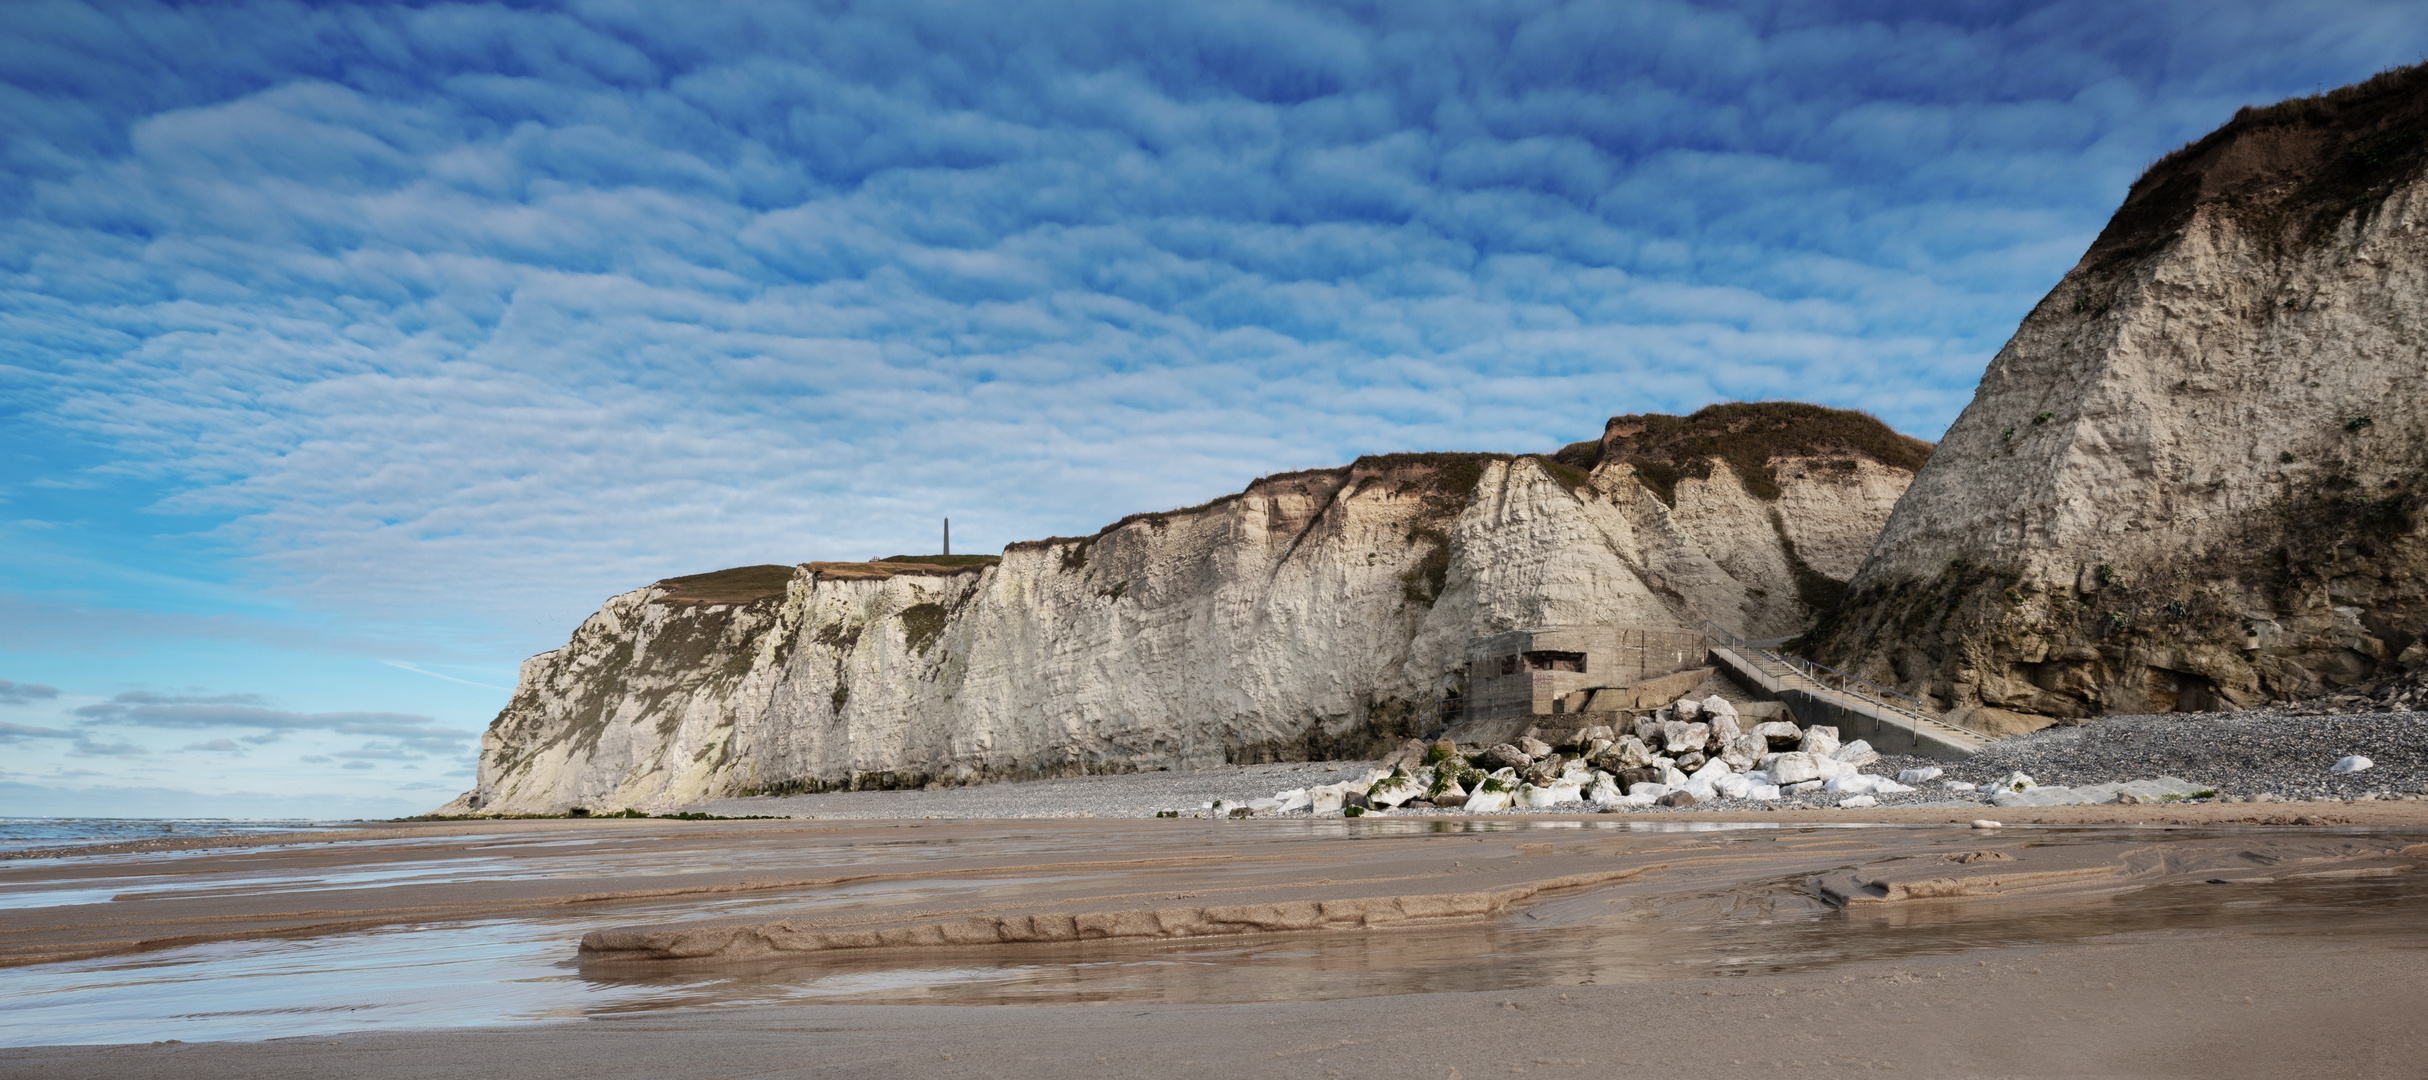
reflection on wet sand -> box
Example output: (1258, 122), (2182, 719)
(0, 817), (2421, 1047)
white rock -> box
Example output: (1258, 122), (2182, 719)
(1714, 774), (1753, 800)
(1663, 721), (1710, 755)
(1799, 726), (1840, 757)
(1691, 758), (1735, 783)
(1681, 778), (1718, 801)
(1769, 752), (1828, 785)
(1971, 819), (2002, 829)
(1674, 697), (1703, 721)
(1990, 787), (2086, 807)
(1271, 788), (1311, 812)
(1464, 785), (1515, 813)
(1979, 771), (2037, 794)
(1609, 736), (1658, 769)
(1870, 780), (1916, 794)
(1783, 779), (1825, 795)
(1699, 695), (1738, 724)
(1837, 794), (1880, 808)
(1898, 766), (1944, 785)
(2332, 755), (2375, 773)
(1661, 765), (1691, 788)
(1720, 733), (1766, 771)
(1824, 773), (1880, 794)
(1750, 721), (1804, 750)
(1248, 797), (1283, 813)
(1628, 782), (1671, 799)
(1587, 775), (1626, 804)
(1308, 783), (1351, 814)
(1941, 779), (1977, 792)
(1517, 783), (1563, 809)
(1829, 739), (1878, 767)
(1747, 783), (1782, 801)
(1367, 771), (1424, 808)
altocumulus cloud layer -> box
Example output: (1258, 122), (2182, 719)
(2, 1), (2425, 815)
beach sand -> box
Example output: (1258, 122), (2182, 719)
(4, 802), (2425, 1077)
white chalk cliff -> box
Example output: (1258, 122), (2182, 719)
(443, 407), (1924, 813)
(1816, 66), (2428, 726)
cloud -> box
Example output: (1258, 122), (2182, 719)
(0, 721), (73, 741)
(0, 780), (430, 819)
(342, 761), (376, 770)
(182, 738), (246, 753)
(70, 735), (147, 757)
(2, 717), (148, 756)
(0, 680), (62, 706)
(3, 2), (2422, 825)
(74, 691), (475, 751)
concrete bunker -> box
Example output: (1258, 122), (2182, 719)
(1459, 625), (1713, 730)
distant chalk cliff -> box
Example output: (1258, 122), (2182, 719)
(440, 405), (1924, 813)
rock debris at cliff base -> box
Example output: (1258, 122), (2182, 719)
(666, 702), (2426, 820)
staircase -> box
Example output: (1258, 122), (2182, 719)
(1702, 621), (1985, 760)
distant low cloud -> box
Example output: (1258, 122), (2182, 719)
(74, 691), (475, 753)
(70, 735), (148, 758)
(182, 738), (246, 753)
(0, 680), (61, 706)
(0, 721), (73, 741)
(0, 720), (128, 759)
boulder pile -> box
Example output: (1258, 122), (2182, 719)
(1193, 696), (1926, 817)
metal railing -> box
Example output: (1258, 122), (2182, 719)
(1700, 620), (1963, 734)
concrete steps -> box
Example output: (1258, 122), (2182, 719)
(1707, 643), (1987, 761)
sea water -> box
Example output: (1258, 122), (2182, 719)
(0, 818), (344, 855)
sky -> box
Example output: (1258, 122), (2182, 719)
(3, 0), (2424, 819)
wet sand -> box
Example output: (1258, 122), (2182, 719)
(11, 930), (2423, 1079)
(4, 807), (2425, 1076)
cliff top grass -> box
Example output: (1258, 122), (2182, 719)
(1006, 452), (1517, 555)
(2097, 61), (2428, 265)
(877, 554), (1002, 568)
(806, 560), (992, 580)
(1568, 401), (1934, 504)
(650, 564), (798, 606)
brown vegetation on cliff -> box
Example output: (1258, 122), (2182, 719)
(1564, 402), (1932, 506)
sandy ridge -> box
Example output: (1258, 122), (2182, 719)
(578, 864), (1669, 961)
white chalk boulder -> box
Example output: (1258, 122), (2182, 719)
(1750, 721), (1805, 750)
(1769, 752), (1829, 785)
(1979, 771), (2038, 794)
(2332, 755), (2374, 773)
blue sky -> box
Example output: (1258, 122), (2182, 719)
(4, 0), (2423, 818)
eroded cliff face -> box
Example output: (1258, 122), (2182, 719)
(1812, 66), (2428, 727)
(445, 408), (1922, 814)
